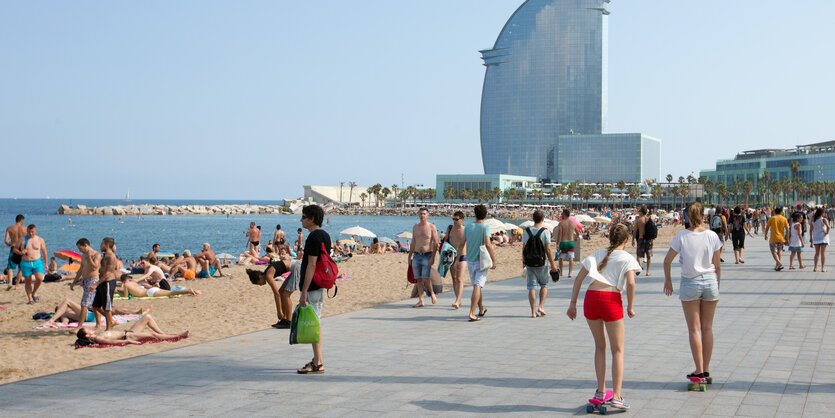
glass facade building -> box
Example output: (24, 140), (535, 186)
(700, 140), (835, 191)
(480, 0), (609, 179)
(556, 134), (661, 183)
(435, 174), (539, 202)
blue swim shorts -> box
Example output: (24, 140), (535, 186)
(20, 258), (45, 277)
(6, 248), (19, 272)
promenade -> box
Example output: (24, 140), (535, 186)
(2, 237), (833, 416)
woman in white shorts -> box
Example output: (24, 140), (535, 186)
(663, 201), (723, 385)
(810, 207), (831, 272)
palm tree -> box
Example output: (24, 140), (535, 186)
(742, 180), (753, 208)
(359, 192), (368, 208)
(715, 182), (726, 205)
(599, 188), (612, 209)
(381, 187), (391, 207)
(390, 184), (400, 207)
(704, 180), (714, 205)
(627, 186), (640, 208)
(398, 189), (410, 207)
(339, 181), (345, 202)
(492, 187), (502, 204)
(678, 176), (686, 185)
(652, 185), (663, 208)
(731, 179), (740, 205)
(616, 180), (626, 209)
(425, 188), (436, 204)
(790, 160), (801, 182)
(666, 174), (673, 183)
(460, 189), (473, 203)
(566, 182), (577, 209)
(443, 186), (456, 202)
(348, 181), (357, 204)
(756, 181), (766, 206)
(769, 180), (781, 207)
(781, 177), (791, 206)
(687, 174), (696, 184)
(474, 188), (485, 203)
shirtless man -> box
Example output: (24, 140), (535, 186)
(246, 222), (261, 257)
(631, 205), (653, 276)
(76, 314), (189, 346)
(556, 209), (580, 278)
(194, 242), (223, 278)
(4, 214), (25, 290)
(409, 208), (438, 307)
(118, 275), (201, 298)
(70, 238), (102, 329)
(274, 224), (286, 245)
(16, 224), (48, 304)
(447, 211), (468, 309)
(134, 259), (166, 288)
(149, 244), (172, 273)
(169, 249), (198, 280)
(90, 237), (120, 330)
(296, 228), (305, 253)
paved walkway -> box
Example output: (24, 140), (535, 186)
(2, 235), (834, 416)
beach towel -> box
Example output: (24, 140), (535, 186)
(0, 306), (10, 312)
(75, 335), (188, 349)
(114, 294), (181, 300)
(33, 314), (142, 329)
(438, 242), (457, 278)
(336, 274), (353, 281)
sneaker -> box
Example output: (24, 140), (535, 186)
(272, 319), (291, 329)
(593, 391), (606, 402)
(609, 396), (630, 410)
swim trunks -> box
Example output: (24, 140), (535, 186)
(637, 239), (653, 258)
(184, 269), (196, 280)
(558, 242), (575, 260)
(92, 280), (117, 311)
(197, 267), (217, 278)
(250, 241), (260, 247)
(81, 277), (99, 307)
(21, 258), (45, 277)
(6, 248), (19, 271)
(146, 287), (160, 297)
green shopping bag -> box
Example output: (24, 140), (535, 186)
(289, 304), (320, 345)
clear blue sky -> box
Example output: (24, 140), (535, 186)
(2, 1), (833, 199)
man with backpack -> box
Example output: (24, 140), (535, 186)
(709, 208), (728, 262)
(631, 205), (656, 275)
(297, 204), (332, 374)
(522, 210), (558, 318)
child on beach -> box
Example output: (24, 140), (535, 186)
(788, 212), (805, 269)
(567, 223), (640, 410)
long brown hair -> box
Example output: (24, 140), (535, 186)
(598, 224), (630, 272)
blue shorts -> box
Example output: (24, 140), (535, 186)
(21, 258), (45, 277)
(526, 265), (550, 290)
(198, 267), (217, 278)
(680, 273), (719, 302)
(6, 248), (19, 272)
(411, 253), (432, 279)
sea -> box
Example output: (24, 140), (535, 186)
(0, 199), (480, 264)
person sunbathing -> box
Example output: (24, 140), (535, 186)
(75, 314), (189, 346)
(117, 275), (201, 298)
(42, 298), (150, 326)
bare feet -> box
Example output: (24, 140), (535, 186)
(800, 264), (806, 269)
(431, 295), (437, 304)
(822, 268), (826, 272)
(412, 302), (424, 308)
(451, 303), (460, 310)
(190, 289), (203, 295)
(140, 305), (153, 314)
(645, 272), (652, 276)
(813, 267), (818, 272)
(531, 313), (537, 318)
(179, 330), (190, 338)
(537, 308), (547, 316)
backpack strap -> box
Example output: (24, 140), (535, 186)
(327, 285), (338, 298)
(534, 228), (545, 239)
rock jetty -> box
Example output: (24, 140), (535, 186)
(57, 204), (291, 216)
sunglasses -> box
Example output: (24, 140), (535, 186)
(452, 218), (460, 221)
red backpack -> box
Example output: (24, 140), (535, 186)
(313, 242), (338, 296)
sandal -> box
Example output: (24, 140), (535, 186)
(297, 360), (324, 374)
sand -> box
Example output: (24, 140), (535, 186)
(0, 224), (682, 384)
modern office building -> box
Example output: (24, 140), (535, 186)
(556, 133), (660, 183)
(435, 174), (539, 202)
(700, 140), (835, 186)
(479, 0), (661, 184)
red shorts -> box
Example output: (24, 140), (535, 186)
(583, 290), (623, 322)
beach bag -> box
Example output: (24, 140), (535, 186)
(522, 227), (546, 267)
(441, 241), (456, 267)
(289, 305), (320, 344)
(407, 264), (417, 283)
(644, 220), (658, 240)
(711, 215), (723, 230)
(312, 243), (338, 292)
(479, 245), (492, 270)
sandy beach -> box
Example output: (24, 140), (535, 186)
(0, 224), (682, 385)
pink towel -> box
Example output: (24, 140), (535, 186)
(75, 335), (188, 349)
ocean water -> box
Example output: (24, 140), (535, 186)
(0, 199), (478, 263)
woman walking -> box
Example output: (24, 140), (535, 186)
(663, 202), (723, 386)
(567, 224), (640, 410)
(787, 212), (805, 269)
(810, 207), (831, 272)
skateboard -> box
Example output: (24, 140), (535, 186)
(586, 390), (613, 414)
(687, 376), (707, 391)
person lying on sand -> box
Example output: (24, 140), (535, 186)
(117, 275), (201, 298)
(42, 298), (150, 326)
(75, 314), (188, 345)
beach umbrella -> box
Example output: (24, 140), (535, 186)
(594, 216), (612, 224)
(502, 222), (519, 230)
(215, 253), (235, 263)
(144, 252), (175, 258)
(58, 263), (80, 273)
(337, 240), (358, 248)
(396, 231), (413, 239)
(340, 226), (377, 238)
(574, 214), (596, 223)
(54, 250), (81, 262)
(483, 218), (504, 228)
(378, 237), (397, 245)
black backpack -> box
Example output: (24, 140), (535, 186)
(523, 227), (547, 267)
(644, 220), (658, 240)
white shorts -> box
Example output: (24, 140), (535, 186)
(146, 287), (160, 297)
(307, 288), (324, 319)
(467, 261), (487, 287)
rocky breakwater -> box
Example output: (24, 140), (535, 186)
(57, 204), (291, 216)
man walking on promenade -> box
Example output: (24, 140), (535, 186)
(522, 210), (558, 318)
(556, 209), (581, 278)
(409, 208), (438, 308)
(70, 238), (101, 329)
(17, 224), (48, 304)
(4, 214), (25, 291)
(296, 205), (331, 374)
(632, 205), (654, 276)
(447, 211), (467, 309)
(765, 206), (789, 271)
(463, 204), (495, 321)
(246, 222), (261, 257)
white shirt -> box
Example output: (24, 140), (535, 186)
(581, 249), (642, 292)
(669, 229), (723, 278)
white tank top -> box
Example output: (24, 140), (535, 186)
(789, 223), (802, 247)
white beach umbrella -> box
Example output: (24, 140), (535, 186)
(340, 226), (377, 238)
(483, 218), (504, 228)
(594, 216), (612, 224)
(378, 237), (397, 245)
(518, 220), (535, 228)
(574, 214), (596, 223)
(503, 222), (519, 230)
(396, 231), (413, 239)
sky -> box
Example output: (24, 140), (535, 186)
(1, 1), (833, 199)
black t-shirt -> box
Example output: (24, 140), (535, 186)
(300, 228), (332, 292)
(730, 213), (746, 233)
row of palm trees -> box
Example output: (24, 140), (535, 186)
(338, 182), (436, 208)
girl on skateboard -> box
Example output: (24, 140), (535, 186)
(663, 201), (723, 385)
(567, 223), (640, 410)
